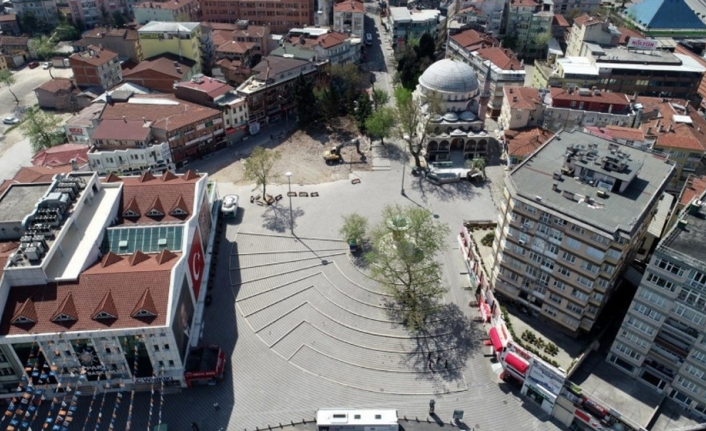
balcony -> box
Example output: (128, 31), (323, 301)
(643, 357), (677, 380)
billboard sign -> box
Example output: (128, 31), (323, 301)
(627, 37), (657, 51)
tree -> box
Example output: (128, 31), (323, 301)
(532, 30), (552, 56)
(414, 33), (436, 62)
(393, 86), (441, 168)
(29, 36), (58, 78)
(502, 35), (518, 50)
(17, 11), (38, 35)
(365, 107), (395, 144)
(22, 107), (66, 153)
(354, 91), (373, 134)
(365, 204), (450, 330)
(111, 10), (127, 28)
(330, 63), (362, 112)
(293, 73), (318, 126)
(0, 70), (18, 106)
(242, 146), (281, 198)
(465, 156), (486, 179)
(315, 82), (341, 125)
(395, 44), (421, 90)
(372, 89), (389, 111)
(340, 213), (368, 245)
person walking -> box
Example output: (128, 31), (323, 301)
(213, 402), (220, 411)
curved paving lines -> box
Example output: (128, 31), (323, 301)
(233, 232), (468, 395)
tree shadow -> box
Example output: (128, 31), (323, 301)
(260, 202), (305, 233)
(411, 176), (481, 203)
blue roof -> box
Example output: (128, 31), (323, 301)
(625, 0), (706, 30)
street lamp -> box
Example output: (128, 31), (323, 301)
(401, 134), (410, 195)
(285, 171), (293, 234)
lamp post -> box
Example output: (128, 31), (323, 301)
(401, 134), (410, 195)
(285, 171), (293, 234)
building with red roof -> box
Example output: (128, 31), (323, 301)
(31, 143), (89, 169)
(333, 0), (365, 37)
(122, 53), (200, 93)
(0, 168), (217, 396)
(69, 45), (122, 90)
(503, 126), (553, 166)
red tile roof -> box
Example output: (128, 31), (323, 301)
(334, 0), (364, 13)
(0, 14), (17, 22)
(92, 119), (153, 141)
(504, 86), (542, 110)
(553, 14), (569, 27)
(133, 0), (199, 10)
(83, 27), (139, 41)
(70, 45), (119, 67)
(549, 87), (630, 106)
(0, 251), (180, 335)
(123, 53), (196, 79)
(450, 29), (499, 52)
(679, 175), (706, 206)
(31, 143), (88, 168)
(99, 94), (221, 132)
(675, 45), (706, 108)
(618, 27), (644, 45)
(637, 96), (706, 151)
(0, 166), (73, 195)
(34, 78), (77, 95)
(315, 31), (348, 49)
(216, 40), (255, 54)
(505, 127), (553, 158)
(573, 14), (602, 27)
(604, 125), (645, 142)
(174, 77), (233, 98)
(106, 170), (201, 225)
(475, 47), (522, 71)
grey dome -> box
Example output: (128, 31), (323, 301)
(419, 59), (479, 94)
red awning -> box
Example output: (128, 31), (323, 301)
(488, 327), (503, 352)
(504, 352), (529, 375)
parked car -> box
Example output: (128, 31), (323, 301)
(3, 117), (19, 125)
(42, 62), (51, 69)
(28, 61), (39, 69)
(365, 33), (373, 46)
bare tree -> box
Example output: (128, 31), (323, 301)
(393, 86), (442, 168)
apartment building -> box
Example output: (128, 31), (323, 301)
(333, 0), (365, 38)
(504, 0), (553, 60)
(123, 54), (199, 93)
(11, 0), (58, 26)
(565, 14), (620, 57)
(608, 193), (706, 419)
(210, 20), (268, 72)
(66, 0), (129, 28)
(499, 86), (638, 132)
(634, 97), (706, 193)
(75, 27), (143, 64)
(200, 0), (313, 34)
(454, 0), (504, 36)
(448, 29), (500, 57)
(0, 14), (20, 36)
(281, 28), (360, 65)
(0, 36), (29, 69)
(134, 0), (202, 24)
(550, 0), (599, 16)
(387, 7), (440, 50)
(138, 21), (202, 73)
(489, 129), (675, 336)
(68, 45), (122, 90)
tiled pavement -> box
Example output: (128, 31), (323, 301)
(32, 140), (567, 430)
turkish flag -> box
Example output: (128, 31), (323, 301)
(189, 229), (205, 300)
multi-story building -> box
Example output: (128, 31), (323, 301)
(280, 28), (360, 65)
(138, 22), (202, 73)
(387, 7), (440, 50)
(209, 20), (268, 73)
(0, 167), (220, 396)
(448, 28), (500, 58)
(455, 0), (504, 36)
(489, 129), (675, 336)
(0, 36), (29, 69)
(91, 92), (224, 168)
(532, 46), (705, 101)
(68, 45), (122, 90)
(503, 0), (553, 60)
(333, 0), (365, 38)
(550, 0), (599, 16)
(235, 55), (323, 131)
(504, 126), (554, 167)
(200, 0), (313, 34)
(565, 14), (620, 57)
(74, 27), (143, 64)
(459, 46), (524, 119)
(608, 192), (706, 419)
(66, 0), (128, 28)
(0, 14), (20, 36)
(499, 86), (638, 132)
(134, 0), (202, 24)
(634, 97), (706, 193)
(122, 54), (199, 93)
(11, 0), (58, 26)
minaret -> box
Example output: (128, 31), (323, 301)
(478, 61), (492, 128)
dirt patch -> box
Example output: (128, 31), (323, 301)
(209, 118), (372, 186)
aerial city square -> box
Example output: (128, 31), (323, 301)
(0, 0), (706, 429)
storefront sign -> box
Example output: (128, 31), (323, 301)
(67, 127), (85, 135)
(507, 341), (532, 361)
(135, 376), (175, 384)
(527, 360), (564, 395)
(627, 37), (657, 51)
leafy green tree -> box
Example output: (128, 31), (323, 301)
(354, 91), (373, 133)
(365, 107), (395, 145)
(293, 73), (318, 126)
(0, 70), (18, 106)
(414, 32), (436, 62)
(30, 36), (58, 78)
(502, 35), (518, 50)
(393, 86), (441, 168)
(395, 44), (420, 90)
(365, 204), (450, 330)
(315, 82), (341, 125)
(243, 146), (281, 197)
(330, 63), (362, 113)
(465, 156), (487, 179)
(340, 213), (368, 245)
(55, 24), (81, 41)
(372, 89), (389, 111)
(17, 11), (37, 35)
(111, 10), (127, 28)
(22, 107), (66, 153)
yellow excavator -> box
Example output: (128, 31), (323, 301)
(323, 138), (360, 164)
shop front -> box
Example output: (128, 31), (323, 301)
(521, 358), (565, 413)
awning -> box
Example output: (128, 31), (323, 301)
(481, 303), (491, 322)
(488, 327), (503, 352)
(504, 352), (529, 375)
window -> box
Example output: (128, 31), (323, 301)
(153, 345), (159, 352)
(677, 375), (699, 394)
(586, 246), (605, 261)
(670, 389), (693, 406)
(684, 363), (706, 381)
(169, 360), (175, 367)
(549, 292), (562, 304)
(591, 233), (611, 245)
(566, 301), (584, 315)
(562, 251), (576, 263)
(679, 288), (706, 312)
(577, 275), (594, 288)
(694, 350), (706, 365)
(607, 248), (621, 260)
(587, 305), (598, 315)
(581, 260), (600, 274)
(571, 224), (585, 235)
(597, 278), (610, 289)
(626, 315), (654, 335)
(545, 305), (558, 317)
(566, 237), (582, 250)
(554, 279), (567, 291)
(572, 288), (589, 301)
(620, 329), (648, 348)
(164, 344), (170, 350)
(523, 203), (537, 214)
(557, 266), (572, 278)
(633, 303), (663, 322)
(646, 272), (676, 292)
(592, 292), (605, 302)
(654, 258), (685, 276)
(614, 342), (642, 360)
(689, 270), (706, 289)
(639, 289), (667, 308)
(609, 354), (635, 373)
(673, 304), (706, 325)
(603, 263), (615, 275)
